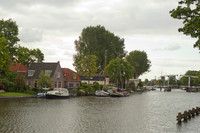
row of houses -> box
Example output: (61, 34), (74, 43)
(9, 61), (109, 91)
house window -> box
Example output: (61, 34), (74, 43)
(58, 81), (61, 88)
(28, 70), (35, 76)
(34, 81), (37, 88)
(54, 82), (57, 88)
(28, 81), (31, 86)
(57, 72), (60, 78)
(72, 73), (76, 79)
(69, 83), (73, 87)
(76, 84), (79, 87)
(45, 70), (52, 77)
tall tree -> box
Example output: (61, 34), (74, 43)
(0, 19), (44, 66)
(73, 25), (126, 73)
(170, 0), (200, 50)
(0, 37), (10, 76)
(16, 46), (44, 67)
(126, 50), (151, 79)
(0, 19), (20, 61)
(79, 55), (98, 85)
(106, 58), (133, 87)
(38, 71), (52, 89)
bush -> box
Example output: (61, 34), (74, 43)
(107, 84), (116, 87)
(31, 88), (43, 95)
(127, 82), (136, 91)
(93, 82), (100, 90)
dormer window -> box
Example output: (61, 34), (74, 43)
(45, 70), (52, 77)
(28, 70), (35, 76)
(57, 72), (60, 78)
(72, 73), (76, 79)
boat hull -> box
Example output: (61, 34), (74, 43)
(46, 94), (70, 99)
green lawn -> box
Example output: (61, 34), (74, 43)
(0, 92), (33, 97)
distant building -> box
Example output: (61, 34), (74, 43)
(79, 74), (109, 85)
(25, 61), (65, 89)
(128, 78), (141, 87)
(9, 63), (27, 76)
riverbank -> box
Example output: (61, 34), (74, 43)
(0, 92), (36, 99)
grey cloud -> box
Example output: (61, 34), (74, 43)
(166, 45), (181, 51)
(19, 28), (43, 43)
(0, 0), (182, 38)
(153, 44), (181, 51)
(153, 57), (200, 68)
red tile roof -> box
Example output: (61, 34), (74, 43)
(62, 68), (81, 81)
(9, 63), (27, 73)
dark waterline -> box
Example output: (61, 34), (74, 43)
(0, 90), (200, 133)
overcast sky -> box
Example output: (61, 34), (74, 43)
(1, 0), (200, 80)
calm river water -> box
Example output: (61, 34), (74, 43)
(0, 89), (200, 133)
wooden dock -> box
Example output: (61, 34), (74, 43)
(177, 107), (200, 123)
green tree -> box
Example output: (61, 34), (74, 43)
(79, 55), (98, 85)
(126, 50), (151, 79)
(0, 19), (20, 61)
(0, 19), (44, 66)
(30, 48), (44, 63)
(14, 74), (27, 92)
(179, 70), (200, 86)
(170, 0), (200, 50)
(106, 58), (133, 87)
(156, 79), (164, 86)
(38, 71), (52, 89)
(168, 76), (177, 86)
(73, 25), (126, 73)
(0, 36), (10, 77)
(16, 46), (44, 67)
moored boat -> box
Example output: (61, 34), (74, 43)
(110, 89), (129, 97)
(95, 90), (110, 97)
(37, 93), (46, 98)
(46, 88), (70, 99)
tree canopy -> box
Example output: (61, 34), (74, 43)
(73, 25), (126, 73)
(0, 19), (44, 67)
(0, 19), (20, 61)
(78, 55), (98, 85)
(0, 36), (10, 77)
(170, 0), (200, 50)
(16, 46), (44, 67)
(126, 50), (151, 79)
(106, 58), (133, 86)
(179, 70), (200, 86)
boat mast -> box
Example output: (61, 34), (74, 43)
(104, 50), (108, 89)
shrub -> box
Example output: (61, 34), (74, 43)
(127, 82), (136, 91)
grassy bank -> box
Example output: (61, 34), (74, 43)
(0, 92), (34, 97)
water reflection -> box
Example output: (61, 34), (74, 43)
(0, 90), (200, 133)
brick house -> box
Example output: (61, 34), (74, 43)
(25, 61), (65, 89)
(9, 63), (27, 76)
(62, 68), (81, 90)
